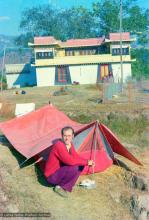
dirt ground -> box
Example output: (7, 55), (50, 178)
(0, 84), (149, 220)
(0, 142), (135, 220)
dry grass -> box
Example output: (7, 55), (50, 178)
(0, 102), (15, 119)
(0, 84), (149, 219)
(0, 143), (134, 220)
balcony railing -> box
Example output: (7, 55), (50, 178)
(35, 54), (132, 66)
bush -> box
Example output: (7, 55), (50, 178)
(0, 75), (7, 90)
(0, 82), (7, 90)
(105, 113), (148, 139)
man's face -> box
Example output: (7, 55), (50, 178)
(62, 129), (74, 145)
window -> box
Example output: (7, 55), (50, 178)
(36, 51), (53, 59)
(78, 49), (96, 55)
(58, 66), (67, 82)
(65, 50), (75, 56)
(123, 48), (129, 55)
(100, 65), (109, 79)
(79, 50), (83, 55)
(65, 48), (98, 56)
(112, 47), (129, 56)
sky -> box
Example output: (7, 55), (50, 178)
(0, 0), (149, 36)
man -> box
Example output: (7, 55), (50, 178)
(44, 126), (94, 197)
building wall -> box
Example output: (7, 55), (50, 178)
(56, 49), (65, 57)
(112, 63), (132, 83)
(6, 65), (36, 89)
(35, 63), (131, 87)
(6, 63), (132, 88)
(36, 64), (98, 86)
(69, 65), (98, 84)
(36, 66), (55, 86)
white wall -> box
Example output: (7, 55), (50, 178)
(6, 66), (36, 89)
(6, 74), (27, 89)
(112, 63), (132, 83)
(36, 67), (55, 86)
(35, 63), (132, 86)
(69, 65), (98, 84)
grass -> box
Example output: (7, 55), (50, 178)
(103, 113), (149, 146)
(0, 83), (148, 219)
(0, 101), (15, 119)
(0, 142), (134, 220)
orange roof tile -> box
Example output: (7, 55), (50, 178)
(109, 32), (130, 41)
(34, 36), (104, 47)
(34, 36), (58, 45)
(33, 32), (130, 47)
(63, 38), (104, 47)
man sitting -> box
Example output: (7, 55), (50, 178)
(44, 126), (94, 197)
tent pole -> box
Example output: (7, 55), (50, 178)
(13, 159), (28, 171)
(92, 120), (98, 175)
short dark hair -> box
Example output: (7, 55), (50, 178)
(61, 126), (74, 136)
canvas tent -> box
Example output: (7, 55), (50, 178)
(0, 104), (142, 175)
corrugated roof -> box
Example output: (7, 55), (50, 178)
(109, 32), (130, 41)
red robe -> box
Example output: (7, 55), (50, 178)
(44, 140), (88, 177)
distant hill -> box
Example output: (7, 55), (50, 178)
(0, 35), (16, 55)
(0, 35), (15, 72)
(0, 35), (33, 73)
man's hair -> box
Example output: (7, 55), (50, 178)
(61, 126), (74, 136)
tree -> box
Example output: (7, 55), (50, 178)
(59, 6), (98, 39)
(16, 1), (149, 47)
(131, 48), (149, 79)
(16, 5), (97, 45)
(18, 6), (59, 36)
(92, 0), (120, 35)
(92, 0), (149, 40)
(15, 32), (34, 47)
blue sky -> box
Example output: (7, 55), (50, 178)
(0, 0), (149, 36)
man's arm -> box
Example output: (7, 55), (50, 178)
(71, 144), (95, 167)
(55, 142), (88, 166)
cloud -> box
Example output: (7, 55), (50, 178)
(0, 16), (10, 22)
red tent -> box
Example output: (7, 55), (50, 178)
(0, 104), (142, 175)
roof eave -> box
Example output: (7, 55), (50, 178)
(61, 44), (103, 48)
(28, 42), (60, 47)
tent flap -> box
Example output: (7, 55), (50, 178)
(99, 123), (142, 165)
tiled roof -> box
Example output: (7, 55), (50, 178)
(33, 36), (104, 47)
(109, 32), (130, 41)
(62, 38), (104, 47)
(33, 32), (131, 47)
(34, 36), (58, 45)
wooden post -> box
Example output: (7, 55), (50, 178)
(128, 82), (132, 104)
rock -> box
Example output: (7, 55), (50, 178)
(131, 175), (149, 191)
(130, 193), (149, 220)
(129, 149), (149, 220)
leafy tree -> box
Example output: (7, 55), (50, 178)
(19, 6), (59, 36)
(92, 0), (120, 35)
(92, 0), (149, 42)
(16, 5), (97, 45)
(131, 48), (149, 79)
(15, 32), (34, 47)
(17, 1), (149, 46)
(63, 6), (98, 39)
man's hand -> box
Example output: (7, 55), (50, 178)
(88, 160), (95, 166)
